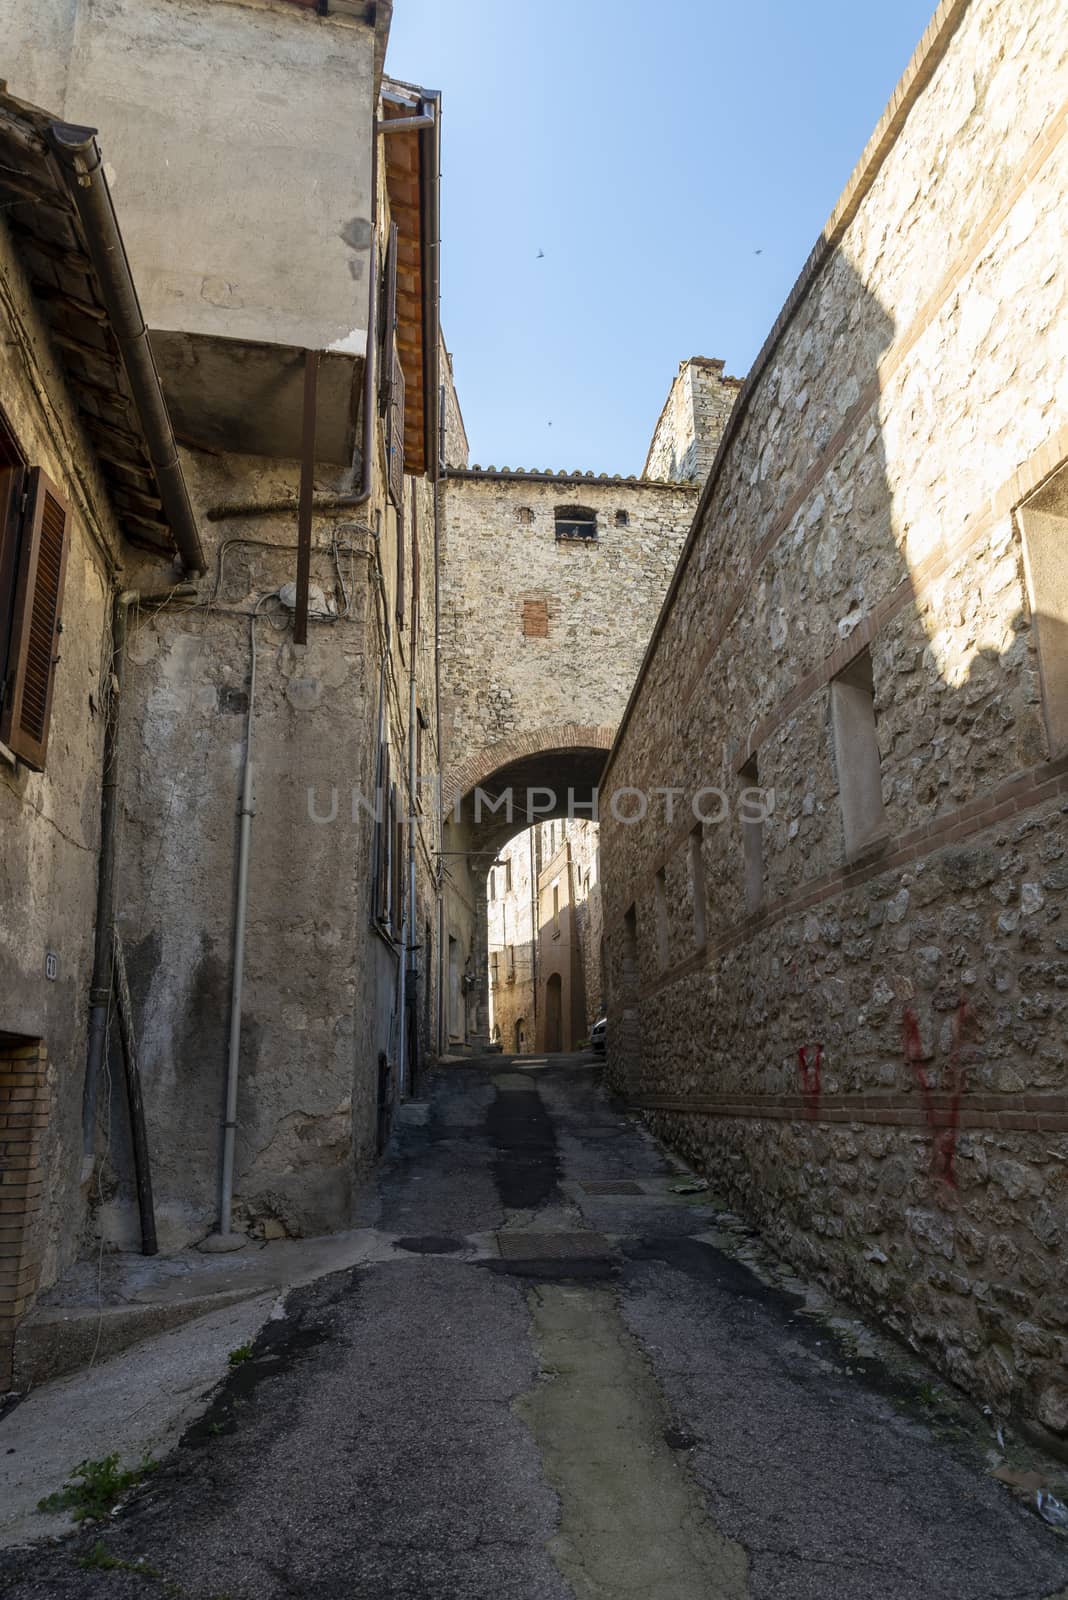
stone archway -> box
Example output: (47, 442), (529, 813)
(442, 722), (616, 817)
(440, 725), (616, 1055)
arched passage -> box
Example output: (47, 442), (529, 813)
(439, 728), (614, 1053)
(442, 722), (616, 819)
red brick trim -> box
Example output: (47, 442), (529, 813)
(632, 1090), (1068, 1136)
(604, 58), (1068, 787)
(443, 722), (616, 811)
(0, 1038), (49, 1390)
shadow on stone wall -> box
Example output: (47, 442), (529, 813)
(605, 230), (1068, 1439)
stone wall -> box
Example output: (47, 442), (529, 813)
(108, 446), (442, 1246)
(0, 218), (126, 1326)
(439, 473), (700, 788)
(3, 0), (379, 360)
(437, 359), (737, 1056)
(568, 821), (604, 1031)
(643, 357), (741, 485)
(600, 0), (1068, 1442)
(440, 340), (470, 469)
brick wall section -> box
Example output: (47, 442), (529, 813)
(599, 0), (1068, 1440)
(0, 1039), (49, 1390)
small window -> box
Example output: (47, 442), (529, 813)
(830, 648), (887, 858)
(507, 943), (515, 980)
(739, 756), (764, 913)
(654, 868), (669, 969)
(505, 857), (513, 893)
(552, 881), (560, 935)
(622, 904), (638, 1005)
(516, 506), (534, 525)
(614, 509), (628, 527)
(490, 950), (499, 987)
(555, 505), (597, 542)
(1019, 463), (1068, 754)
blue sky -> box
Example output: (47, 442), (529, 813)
(385, 1), (936, 476)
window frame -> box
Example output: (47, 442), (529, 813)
(554, 504), (598, 543)
(0, 438), (70, 773)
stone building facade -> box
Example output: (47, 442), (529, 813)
(600, 0), (1068, 1442)
(0, 87), (207, 1381)
(644, 357), (741, 486)
(438, 357), (739, 1051)
(0, 0), (451, 1365)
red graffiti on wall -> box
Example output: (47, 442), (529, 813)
(797, 1043), (823, 1119)
(903, 1001), (972, 1186)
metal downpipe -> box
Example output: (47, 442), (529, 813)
(203, 600), (265, 1251)
(81, 589), (137, 1175)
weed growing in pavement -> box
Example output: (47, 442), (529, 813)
(37, 1453), (158, 1522)
(78, 1541), (159, 1578)
(227, 1343), (254, 1367)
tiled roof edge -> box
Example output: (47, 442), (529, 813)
(445, 467), (699, 490)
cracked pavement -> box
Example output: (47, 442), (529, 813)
(2, 1052), (1068, 1598)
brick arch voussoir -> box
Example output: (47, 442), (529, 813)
(443, 723), (617, 812)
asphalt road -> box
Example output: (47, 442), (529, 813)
(3, 1052), (1067, 1599)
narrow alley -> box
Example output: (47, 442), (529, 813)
(4, 1052), (1067, 1600)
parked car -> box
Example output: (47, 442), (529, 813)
(590, 1016), (607, 1053)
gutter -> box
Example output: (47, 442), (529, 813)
(48, 123), (206, 576)
(419, 91), (442, 487)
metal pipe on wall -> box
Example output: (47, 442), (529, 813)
(81, 589), (136, 1174)
(404, 572), (418, 1096)
(203, 596), (270, 1252)
(293, 350), (320, 647)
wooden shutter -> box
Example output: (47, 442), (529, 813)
(0, 467), (69, 771)
(376, 745), (392, 924)
(379, 223), (398, 416)
(388, 350), (405, 509)
(381, 223), (405, 509)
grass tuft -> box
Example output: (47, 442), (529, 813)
(38, 1453), (158, 1523)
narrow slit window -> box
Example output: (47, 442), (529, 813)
(739, 755), (764, 913)
(1018, 464), (1068, 755)
(555, 505), (597, 542)
(830, 648), (887, 858)
(654, 868), (669, 969)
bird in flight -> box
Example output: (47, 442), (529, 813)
(536, 248), (545, 259)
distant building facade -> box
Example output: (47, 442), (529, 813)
(487, 820), (602, 1055)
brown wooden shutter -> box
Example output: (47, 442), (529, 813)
(380, 223), (398, 416)
(388, 350), (405, 509)
(0, 467), (70, 771)
(381, 223), (405, 510)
